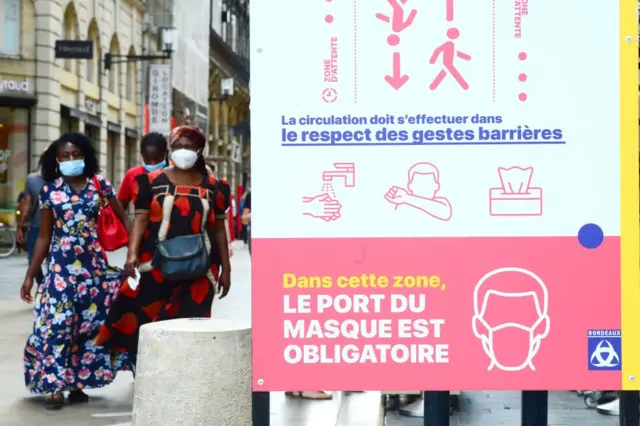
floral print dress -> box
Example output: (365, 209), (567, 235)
(23, 175), (129, 395)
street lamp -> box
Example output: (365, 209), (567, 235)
(104, 27), (177, 71)
(161, 27), (177, 53)
(208, 78), (235, 102)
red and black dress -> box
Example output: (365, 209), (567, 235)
(97, 170), (230, 358)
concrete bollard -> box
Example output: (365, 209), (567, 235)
(131, 318), (252, 426)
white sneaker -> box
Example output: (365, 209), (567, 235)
(596, 398), (619, 416)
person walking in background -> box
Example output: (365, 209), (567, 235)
(239, 191), (248, 244)
(118, 132), (168, 211)
(97, 126), (231, 368)
(228, 192), (237, 242)
(16, 151), (46, 285)
(20, 133), (132, 409)
(241, 190), (251, 255)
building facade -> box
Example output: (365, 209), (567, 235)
(208, 0), (250, 192)
(171, 0), (210, 133)
(0, 0), (146, 221)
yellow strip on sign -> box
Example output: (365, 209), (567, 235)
(620, 0), (640, 391)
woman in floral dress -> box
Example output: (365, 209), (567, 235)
(20, 133), (132, 409)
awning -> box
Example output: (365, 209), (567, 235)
(0, 93), (37, 108)
(62, 105), (101, 127)
(125, 128), (139, 139)
(107, 122), (122, 133)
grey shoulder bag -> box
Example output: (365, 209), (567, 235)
(152, 182), (214, 281)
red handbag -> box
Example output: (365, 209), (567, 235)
(92, 175), (129, 251)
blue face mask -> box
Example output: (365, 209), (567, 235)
(142, 160), (167, 172)
(58, 159), (85, 177)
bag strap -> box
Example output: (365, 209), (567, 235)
(91, 175), (104, 197)
(160, 175), (216, 241)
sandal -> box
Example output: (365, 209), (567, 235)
(285, 391), (333, 400)
(44, 394), (64, 410)
(68, 390), (89, 404)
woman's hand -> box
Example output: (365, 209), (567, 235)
(20, 276), (35, 303)
(218, 267), (231, 299)
(124, 254), (138, 277)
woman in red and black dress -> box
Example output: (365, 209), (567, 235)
(97, 126), (231, 365)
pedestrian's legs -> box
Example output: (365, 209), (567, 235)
(26, 226), (44, 284)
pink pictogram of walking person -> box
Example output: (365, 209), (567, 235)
(429, 28), (471, 91)
(376, 0), (417, 35)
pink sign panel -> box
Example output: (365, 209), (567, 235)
(252, 237), (621, 391)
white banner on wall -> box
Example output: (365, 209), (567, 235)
(148, 64), (172, 135)
(172, 0), (211, 108)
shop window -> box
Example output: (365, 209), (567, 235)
(126, 46), (136, 101)
(0, 0), (20, 55)
(86, 20), (100, 84)
(108, 34), (120, 95)
(62, 3), (78, 72)
(0, 108), (28, 215)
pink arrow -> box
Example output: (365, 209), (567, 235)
(384, 52), (409, 90)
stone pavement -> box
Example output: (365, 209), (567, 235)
(0, 244), (621, 425)
(387, 391), (619, 425)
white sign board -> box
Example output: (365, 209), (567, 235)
(249, 0), (640, 392)
(231, 139), (242, 163)
(148, 65), (173, 135)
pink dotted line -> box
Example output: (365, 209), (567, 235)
(492, 0), (496, 103)
(353, 0), (358, 103)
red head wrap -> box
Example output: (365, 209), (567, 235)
(169, 126), (206, 148)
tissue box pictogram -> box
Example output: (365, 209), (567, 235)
(489, 166), (543, 216)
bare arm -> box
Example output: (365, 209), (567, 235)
(108, 196), (132, 234)
(25, 210), (53, 280)
(241, 207), (251, 225)
(119, 200), (130, 212)
(127, 213), (149, 258)
(18, 194), (31, 228)
(214, 219), (231, 271)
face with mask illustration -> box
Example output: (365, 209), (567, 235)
(472, 267), (550, 372)
(57, 142), (86, 177)
(169, 126), (205, 170)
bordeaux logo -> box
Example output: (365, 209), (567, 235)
(590, 340), (620, 368)
(587, 329), (622, 371)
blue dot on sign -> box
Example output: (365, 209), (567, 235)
(578, 224), (604, 249)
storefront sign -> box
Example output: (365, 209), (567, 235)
(250, 0), (639, 391)
(0, 78), (28, 92)
(147, 64), (172, 135)
(67, 107), (101, 127)
(125, 128), (139, 139)
(55, 40), (94, 59)
(107, 122), (122, 133)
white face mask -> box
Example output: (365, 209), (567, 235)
(171, 149), (199, 170)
